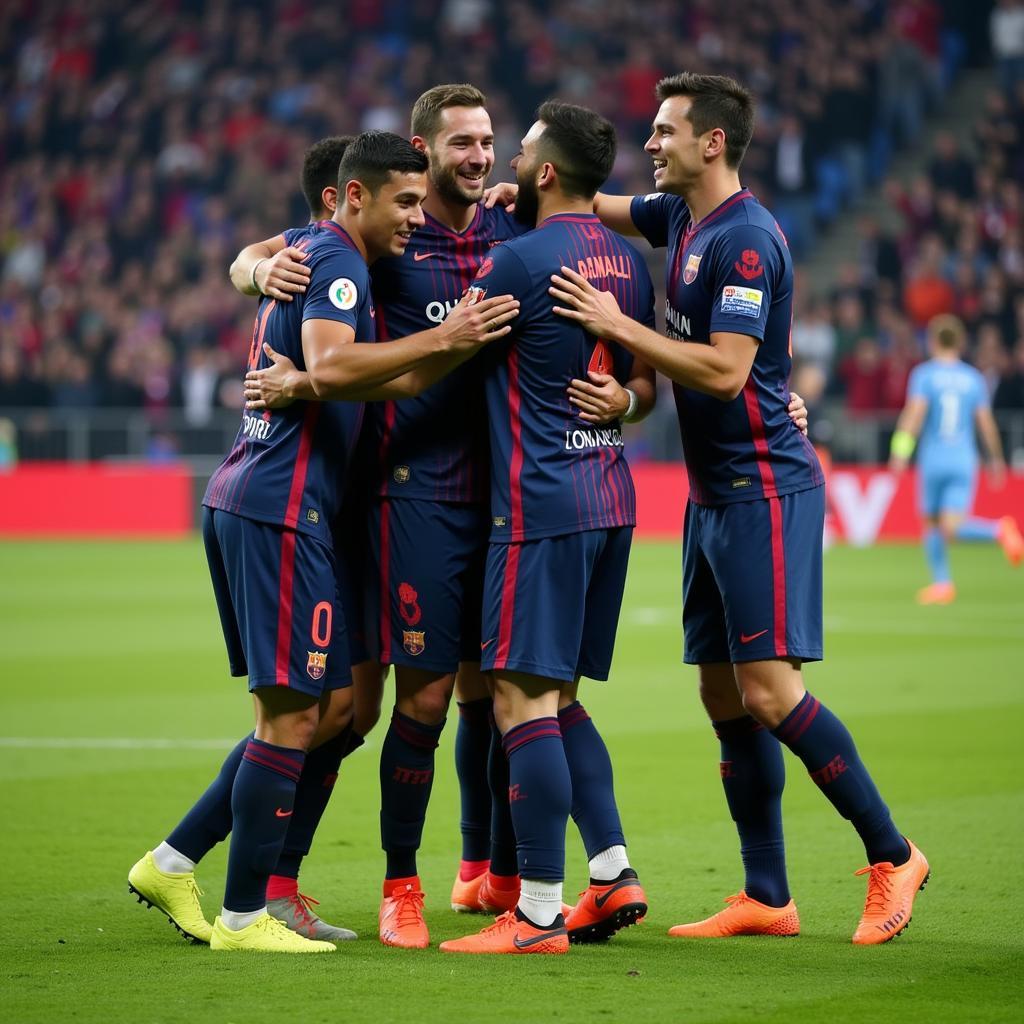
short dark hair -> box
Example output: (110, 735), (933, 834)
(655, 72), (754, 169)
(411, 83), (487, 143)
(337, 131), (429, 195)
(535, 100), (617, 199)
(301, 136), (353, 217)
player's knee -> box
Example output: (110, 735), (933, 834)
(399, 684), (451, 724)
(739, 686), (787, 729)
(396, 669), (454, 724)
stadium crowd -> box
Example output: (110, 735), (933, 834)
(0, 0), (1021, 439)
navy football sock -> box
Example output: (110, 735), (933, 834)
(274, 724), (353, 880)
(223, 738), (305, 913)
(503, 718), (571, 882)
(714, 715), (790, 907)
(773, 692), (909, 866)
(558, 702), (626, 858)
(487, 714), (518, 876)
(166, 732), (251, 864)
(379, 709), (444, 879)
(455, 698), (494, 863)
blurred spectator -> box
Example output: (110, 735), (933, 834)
(1, 0), (1017, 463)
(991, 0), (1024, 94)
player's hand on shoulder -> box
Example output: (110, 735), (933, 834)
(483, 182), (518, 211)
(550, 266), (625, 339)
(787, 391), (809, 435)
(244, 342), (298, 409)
(436, 290), (520, 351)
(567, 371), (629, 424)
(256, 246), (311, 302)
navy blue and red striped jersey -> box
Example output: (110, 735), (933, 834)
(477, 212), (655, 542)
(368, 205), (527, 504)
(203, 220), (374, 543)
(630, 189), (823, 506)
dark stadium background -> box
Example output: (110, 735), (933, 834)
(0, 0), (1021, 534)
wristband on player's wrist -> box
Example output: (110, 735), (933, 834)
(251, 258), (268, 295)
(890, 429), (916, 460)
(622, 387), (639, 423)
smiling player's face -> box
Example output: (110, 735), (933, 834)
(644, 96), (705, 194)
(426, 105), (495, 207)
(361, 171), (428, 261)
(509, 119), (545, 227)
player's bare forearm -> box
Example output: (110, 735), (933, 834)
(601, 316), (751, 401)
(303, 327), (451, 400)
(551, 267), (753, 400)
(625, 367), (656, 422)
(593, 193), (642, 237)
(230, 236), (286, 296)
(976, 407), (1007, 466)
(356, 345), (481, 399)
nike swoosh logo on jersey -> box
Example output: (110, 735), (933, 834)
(275, 808), (293, 818)
(413, 252), (438, 261)
(480, 638), (497, 650)
(594, 878), (639, 908)
(512, 926), (567, 948)
(739, 629), (769, 644)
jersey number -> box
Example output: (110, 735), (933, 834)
(588, 340), (611, 375)
(311, 600), (332, 648)
(938, 392), (960, 438)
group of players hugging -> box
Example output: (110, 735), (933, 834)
(128, 74), (930, 955)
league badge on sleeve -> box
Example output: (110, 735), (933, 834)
(306, 651), (328, 680)
(329, 278), (358, 310)
(721, 285), (764, 318)
(683, 253), (702, 285)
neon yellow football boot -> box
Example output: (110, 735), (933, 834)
(210, 912), (336, 952)
(128, 851), (212, 944)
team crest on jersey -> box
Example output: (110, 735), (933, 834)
(466, 285), (487, 305)
(306, 651), (328, 680)
(328, 278), (358, 310)
(683, 253), (702, 285)
(403, 631), (425, 656)
(393, 465), (410, 483)
(475, 257), (494, 279)
(734, 250), (763, 280)
(398, 582), (422, 626)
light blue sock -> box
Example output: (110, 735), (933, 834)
(955, 517), (999, 541)
(924, 528), (951, 584)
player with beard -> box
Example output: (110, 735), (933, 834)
(242, 86), (643, 947)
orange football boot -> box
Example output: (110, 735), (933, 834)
(565, 870), (647, 944)
(379, 879), (429, 949)
(439, 910), (569, 955)
(477, 872), (520, 914)
(852, 839), (930, 945)
(668, 891), (800, 938)
(916, 582), (956, 605)
(998, 516), (1024, 567)
(450, 863), (489, 913)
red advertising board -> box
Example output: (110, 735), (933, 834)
(0, 463), (193, 537)
(0, 462), (1020, 542)
(629, 464), (1024, 544)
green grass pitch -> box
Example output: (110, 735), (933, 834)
(1, 538), (1022, 1023)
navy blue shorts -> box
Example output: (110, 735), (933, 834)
(365, 498), (488, 673)
(682, 487), (824, 665)
(481, 527), (633, 683)
(333, 490), (371, 667)
(203, 507), (352, 696)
